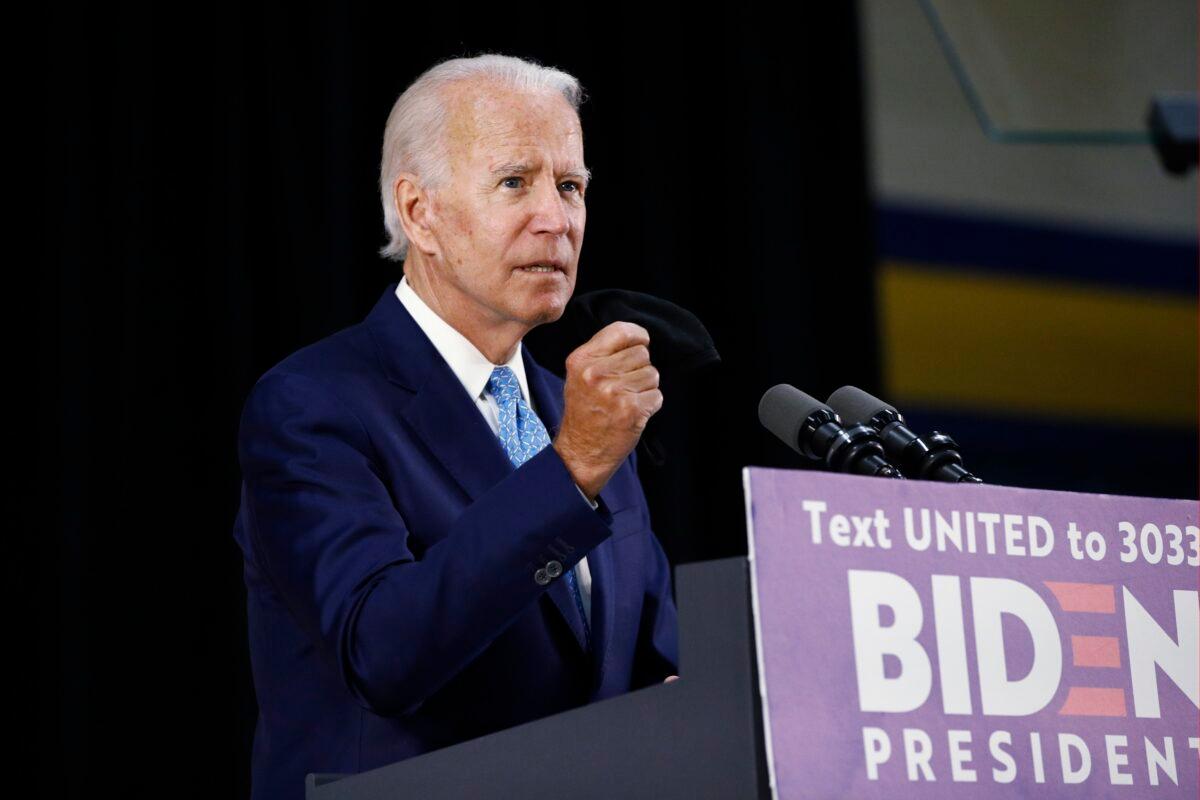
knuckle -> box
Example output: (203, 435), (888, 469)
(603, 321), (629, 339)
(616, 321), (648, 341)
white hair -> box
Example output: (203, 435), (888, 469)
(378, 53), (586, 262)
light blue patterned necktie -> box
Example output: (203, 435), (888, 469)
(487, 365), (591, 647)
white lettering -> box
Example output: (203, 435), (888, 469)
(931, 575), (971, 714)
(862, 727), (891, 780)
(1145, 737), (1178, 786)
(1003, 514), (1026, 556)
(903, 728), (936, 781)
(874, 508), (893, 548)
(1028, 516), (1053, 557)
(802, 500), (827, 544)
(947, 729), (976, 782)
(1059, 733), (1091, 784)
(851, 514), (876, 547)
(1124, 588), (1199, 718)
(905, 508), (932, 551)
(971, 577), (1062, 716)
(977, 513), (1000, 555)
(1104, 735), (1132, 785)
(989, 730), (1015, 783)
(830, 514), (851, 546)
(848, 570), (932, 712)
(935, 511), (961, 552)
(1030, 732), (1046, 783)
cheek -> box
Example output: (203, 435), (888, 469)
(462, 207), (516, 250)
(447, 206), (477, 241)
(431, 201), (471, 259)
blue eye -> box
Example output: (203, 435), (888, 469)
(501, 177), (523, 189)
(559, 181), (580, 193)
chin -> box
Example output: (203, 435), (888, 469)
(531, 304), (568, 326)
(520, 296), (569, 327)
(529, 286), (573, 320)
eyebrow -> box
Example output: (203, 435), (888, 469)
(489, 161), (592, 184)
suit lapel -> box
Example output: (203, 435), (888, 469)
(367, 285), (514, 502)
(367, 286), (596, 657)
(400, 362), (515, 502)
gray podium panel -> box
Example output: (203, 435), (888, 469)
(306, 557), (769, 800)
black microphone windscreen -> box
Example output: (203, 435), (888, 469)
(827, 385), (895, 425)
(758, 384), (830, 453)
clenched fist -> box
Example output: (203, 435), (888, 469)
(552, 321), (663, 501)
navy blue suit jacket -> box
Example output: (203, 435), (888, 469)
(233, 284), (679, 799)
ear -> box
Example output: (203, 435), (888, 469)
(392, 172), (440, 256)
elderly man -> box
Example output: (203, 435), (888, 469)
(232, 54), (679, 799)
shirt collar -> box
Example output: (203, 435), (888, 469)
(395, 275), (531, 405)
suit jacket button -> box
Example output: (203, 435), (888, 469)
(534, 568), (551, 586)
(545, 560), (563, 579)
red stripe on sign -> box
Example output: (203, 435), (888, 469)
(1058, 687), (1127, 717)
(1043, 581), (1116, 613)
(1071, 635), (1121, 668)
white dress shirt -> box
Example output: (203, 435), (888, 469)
(395, 276), (593, 623)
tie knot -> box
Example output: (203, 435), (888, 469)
(487, 366), (521, 404)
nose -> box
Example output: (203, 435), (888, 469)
(529, 179), (572, 237)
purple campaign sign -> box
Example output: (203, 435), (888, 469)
(744, 468), (1199, 799)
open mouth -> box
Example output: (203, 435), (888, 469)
(516, 263), (564, 274)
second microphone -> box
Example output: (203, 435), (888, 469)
(759, 384), (903, 479)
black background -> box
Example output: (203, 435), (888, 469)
(37, 5), (876, 796)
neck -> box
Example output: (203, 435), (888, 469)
(403, 263), (526, 365)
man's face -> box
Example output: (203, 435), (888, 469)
(422, 83), (587, 333)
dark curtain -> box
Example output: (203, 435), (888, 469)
(37, 4), (875, 796)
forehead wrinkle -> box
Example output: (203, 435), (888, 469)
(488, 160), (591, 182)
(441, 81), (585, 181)
(472, 121), (582, 151)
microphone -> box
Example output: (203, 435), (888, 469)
(826, 386), (982, 484)
(758, 384), (902, 478)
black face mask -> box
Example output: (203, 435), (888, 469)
(529, 289), (721, 466)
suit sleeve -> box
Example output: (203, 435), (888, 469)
(238, 371), (615, 716)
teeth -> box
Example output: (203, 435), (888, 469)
(521, 264), (555, 272)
